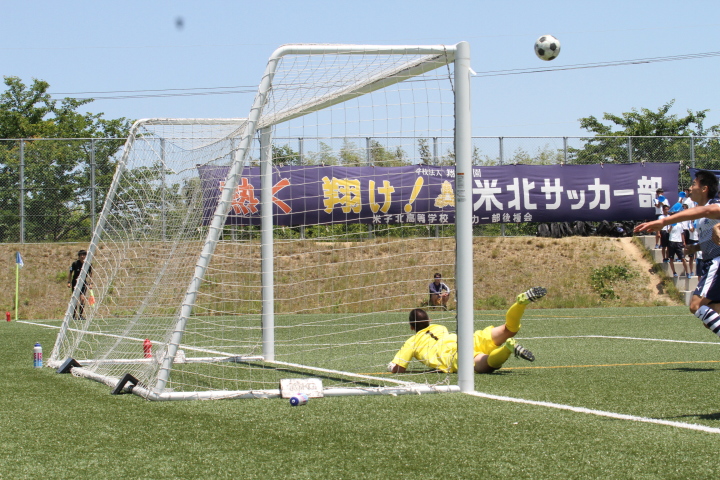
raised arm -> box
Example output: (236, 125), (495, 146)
(635, 203), (720, 233)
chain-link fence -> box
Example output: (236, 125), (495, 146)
(0, 138), (126, 243)
(2, 136), (718, 243)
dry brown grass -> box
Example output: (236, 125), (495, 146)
(1, 236), (679, 320)
(1, 243), (87, 320)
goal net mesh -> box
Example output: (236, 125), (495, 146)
(50, 46), (460, 399)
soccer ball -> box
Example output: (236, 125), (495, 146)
(534, 35), (561, 61)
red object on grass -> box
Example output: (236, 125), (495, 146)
(143, 338), (152, 358)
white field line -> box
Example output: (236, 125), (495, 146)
(18, 320), (64, 329)
(17, 320), (233, 357)
(469, 334), (720, 434)
(524, 335), (720, 345)
(465, 390), (720, 435)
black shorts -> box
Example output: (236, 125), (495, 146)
(667, 241), (684, 260)
(660, 231), (670, 248)
(71, 281), (89, 295)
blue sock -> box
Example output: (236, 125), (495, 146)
(695, 306), (720, 336)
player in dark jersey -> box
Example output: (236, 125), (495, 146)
(67, 249), (92, 320)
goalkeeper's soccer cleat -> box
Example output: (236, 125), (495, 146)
(514, 344), (535, 362)
(516, 287), (547, 305)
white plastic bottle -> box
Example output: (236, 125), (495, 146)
(33, 343), (42, 368)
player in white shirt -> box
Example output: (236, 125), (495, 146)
(667, 214), (691, 278)
(682, 188), (698, 209)
(658, 205), (671, 262)
(654, 188), (670, 248)
(684, 204), (699, 276)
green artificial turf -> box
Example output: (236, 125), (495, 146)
(3, 306), (720, 479)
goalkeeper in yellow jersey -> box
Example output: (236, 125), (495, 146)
(388, 287), (546, 374)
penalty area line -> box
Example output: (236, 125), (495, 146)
(17, 320), (62, 329)
(466, 390), (720, 434)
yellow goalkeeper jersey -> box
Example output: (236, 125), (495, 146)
(391, 324), (457, 373)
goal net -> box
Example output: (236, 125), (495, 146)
(50, 43), (474, 400)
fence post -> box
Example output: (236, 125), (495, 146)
(690, 135), (695, 169)
(19, 139), (25, 244)
(499, 137), (504, 165)
(563, 137), (568, 165)
(627, 137), (632, 163)
(90, 139), (96, 233)
(160, 138), (167, 240)
(499, 136), (505, 236)
(298, 138), (306, 239)
(433, 137), (438, 165)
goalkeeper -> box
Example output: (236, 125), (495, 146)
(388, 287), (546, 374)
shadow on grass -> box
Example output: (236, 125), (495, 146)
(665, 412), (720, 421)
(663, 367), (719, 373)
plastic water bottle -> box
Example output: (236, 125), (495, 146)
(143, 338), (152, 358)
(289, 393), (309, 406)
(33, 343), (42, 368)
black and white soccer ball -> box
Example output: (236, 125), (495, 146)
(534, 35), (561, 61)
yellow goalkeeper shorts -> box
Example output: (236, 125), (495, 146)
(473, 325), (499, 356)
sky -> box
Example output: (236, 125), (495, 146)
(1, 0), (719, 139)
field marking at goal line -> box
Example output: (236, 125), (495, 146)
(466, 390), (720, 435)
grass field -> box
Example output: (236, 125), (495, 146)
(5, 305), (720, 479)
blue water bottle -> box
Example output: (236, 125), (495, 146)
(33, 343), (42, 368)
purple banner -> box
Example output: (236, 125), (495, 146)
(198, 163), (679, 226)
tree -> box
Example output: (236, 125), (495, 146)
(272, 144), (300, 166)
(339, 139), (363, 165)
(306, 141), (338, 165)
(368, 140), (407, 167)
(0, 76), (132, 242)
(571, 100), (720, 168)
(417, 138), (432, 165)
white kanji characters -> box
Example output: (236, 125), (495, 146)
(472, 178), (503, 211)
(637, 175), (663, 208)
(507, 178), (537, 210)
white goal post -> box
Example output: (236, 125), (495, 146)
(50, 42), (474, 400)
